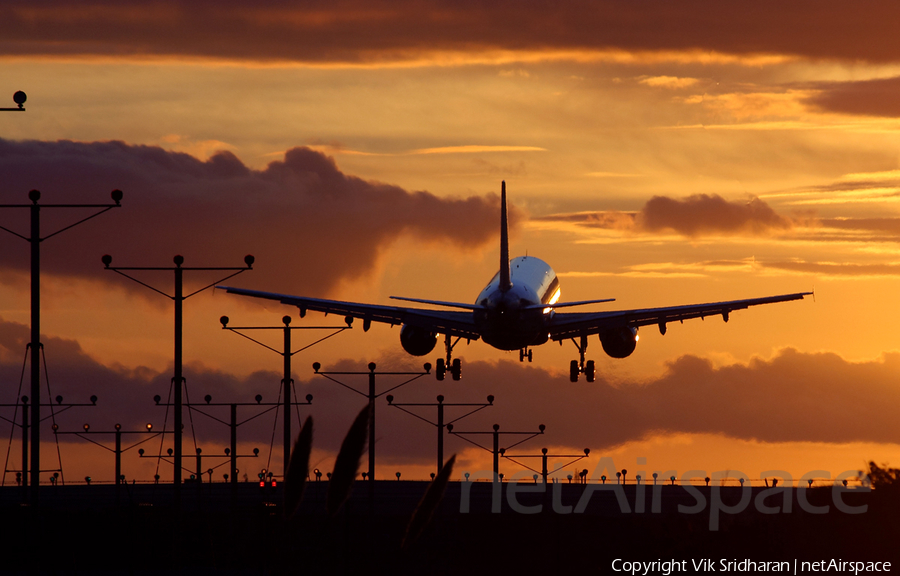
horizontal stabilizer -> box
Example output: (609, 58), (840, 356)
(524, 298), (616, 310)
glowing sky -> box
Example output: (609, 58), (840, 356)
(1, 1), (899, 485)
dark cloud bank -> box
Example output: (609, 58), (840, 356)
(536, 193), (793, 237)
(2, 316), (895, 467)
(809, 76), (900, 118)
(539, 193), (900, 249)
(2, 1), (899, 63)
(0, 139), (500, 296)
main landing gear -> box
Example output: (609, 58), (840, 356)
(436, 334), (462, 381)
(568, 335), (595, 383)
(519, 347), (533, 362)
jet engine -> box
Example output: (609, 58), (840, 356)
(530, 331), (549, 346)
(599, 326), (638, 358)
(399, 324), (437, 356)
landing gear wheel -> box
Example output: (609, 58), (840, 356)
(451, 358), (462, 381)
(436, 358), (446, 381)
(569, 360), (579, 383)
(585, 360), (595, 383)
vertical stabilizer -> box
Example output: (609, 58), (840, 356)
(499, 181), (512, 292)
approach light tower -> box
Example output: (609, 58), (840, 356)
(219, 315), (349, 479)
(102, 254), (253, 503)
(0, 190), (122, 500)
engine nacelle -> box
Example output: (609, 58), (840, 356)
(399, 324), (437, 356)
(600, 326), (638, 359)
(530, 331), (549, 346)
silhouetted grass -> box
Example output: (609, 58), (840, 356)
(326, 404), (370, 516)
(402, 454), (455, 550)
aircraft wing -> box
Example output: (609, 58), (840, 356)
(547, 291), (812, 341)
(218, 286), (481, 340)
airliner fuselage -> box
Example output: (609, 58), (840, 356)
(474, 256), (558, 350)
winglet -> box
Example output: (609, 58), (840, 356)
(499, 181), (512, 293)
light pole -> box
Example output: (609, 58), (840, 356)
(447, 423), (545, 481)
(500, 447), (591, 484)
(0, 189), (122, 500)
(161, 392), (311, 489)
(53, 422), (158, 490)
(386, 394), (494, 476)
(219, 315), (348, 478)
(1, 393), (99, 489)
(312, 361), (430, 502)
(102, 254), (252, 504)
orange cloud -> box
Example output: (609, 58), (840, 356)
(409, 145), (546, 155)
(2, 2), (899, 64)
(0, 139), (505, 297)
(763, 260), (900, 278)
(683, 90), (814, 121)
(820, 218), (900, 237)
(534, 210), (638, 231)
(639, 76), (699, 89)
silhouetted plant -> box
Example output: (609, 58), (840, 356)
(277, 401), (458, 572)
(402, 454), (456, 550)
(284, 415), (313, 519)
(326, 404), (370, 516)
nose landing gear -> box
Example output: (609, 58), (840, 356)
(519, 347), (533, 362)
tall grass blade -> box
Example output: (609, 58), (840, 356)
(284, 415), (313, 519)
(326, 404), (370, 516)
(401, 454), (456, 550)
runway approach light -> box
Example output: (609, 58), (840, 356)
(1, 91), (26, 111)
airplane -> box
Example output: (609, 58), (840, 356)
(219, 182), (812, 382)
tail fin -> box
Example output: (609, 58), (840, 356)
(499, 181), (512, 293)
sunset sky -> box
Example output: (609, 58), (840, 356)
(1, 1), (899, 486)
